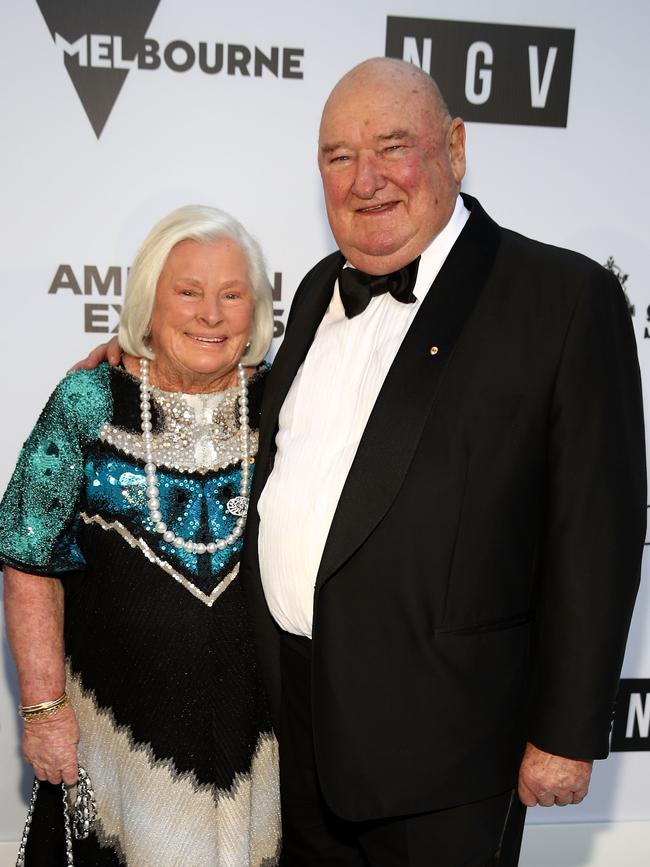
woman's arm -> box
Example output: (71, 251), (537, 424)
(3, 566), (79, 785)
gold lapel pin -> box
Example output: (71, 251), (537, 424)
(429, 346), (439, 356)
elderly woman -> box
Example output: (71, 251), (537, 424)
(0, 206), (280, 866)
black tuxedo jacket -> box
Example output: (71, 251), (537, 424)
(242, 195), (646, 821)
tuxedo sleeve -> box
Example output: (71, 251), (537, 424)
(526, 266), (646, 759)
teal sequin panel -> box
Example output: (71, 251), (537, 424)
(0, 366), (112, 571)
(86, 454), (247, 576)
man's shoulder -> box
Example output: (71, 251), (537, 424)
(496, 224), (615, 290)
(300, 250), (345, 285)
(287, 251), (344, 324)
(465, 195), (607, 281)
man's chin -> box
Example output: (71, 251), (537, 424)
(343, 241), (419, 275)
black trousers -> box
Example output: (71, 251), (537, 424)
(279, 631), (527, 867)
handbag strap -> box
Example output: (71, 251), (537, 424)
(16, 767), (96, 867)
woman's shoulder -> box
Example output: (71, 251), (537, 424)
(246, 362), (270, 425)
(43, 363), (114, 437)
(56, 361), (112, 394)
(252, 360), (271, 380)
(246, 360), (270, 390)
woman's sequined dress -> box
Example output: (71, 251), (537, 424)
(0, 363), (280, 867)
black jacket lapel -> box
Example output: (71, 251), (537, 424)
(314, 196), (501, 591)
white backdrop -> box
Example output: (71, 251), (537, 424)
(1, 0), (649, 857)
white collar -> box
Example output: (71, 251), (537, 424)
(412, 194), (470, 301)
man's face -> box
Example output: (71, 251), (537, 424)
(318, 71), (466, 275)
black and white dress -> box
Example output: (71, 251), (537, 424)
(0, 363), (280, 867)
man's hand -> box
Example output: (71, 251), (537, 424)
(518, 742), (593, 807)
(69, 336), (121, 371)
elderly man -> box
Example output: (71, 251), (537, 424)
(242, 58), (646, 865)
(83, 58), (644, 865)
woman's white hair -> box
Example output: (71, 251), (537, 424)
(119, 204), (274, 366)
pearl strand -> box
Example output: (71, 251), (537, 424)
(139, 358), (250, 555)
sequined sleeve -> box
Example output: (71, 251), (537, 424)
(0, 365), (113, 575)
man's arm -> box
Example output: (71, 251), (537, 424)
(522, 264), (645, 804)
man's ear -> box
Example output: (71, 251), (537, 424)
(448, 118), (466, 184)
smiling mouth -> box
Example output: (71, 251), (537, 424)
(356, 202), (398, 214)
(187, 335), (226, 344)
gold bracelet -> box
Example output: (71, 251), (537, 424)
(20, 692), (68, 722)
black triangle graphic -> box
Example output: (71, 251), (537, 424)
(36, 0), (161, 138)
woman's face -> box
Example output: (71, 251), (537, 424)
(148, 237), (254, 391)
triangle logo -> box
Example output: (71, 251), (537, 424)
(36, 0), (161, 138)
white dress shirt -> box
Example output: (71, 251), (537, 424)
(258, 196), (470, 637)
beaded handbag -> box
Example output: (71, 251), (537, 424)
(16, 767), (97, 867)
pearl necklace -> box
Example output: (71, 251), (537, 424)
(139, 358), (250, 555)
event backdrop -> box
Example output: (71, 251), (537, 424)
(1, 0), (649, 848)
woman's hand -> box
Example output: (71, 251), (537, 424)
(23, 704), (80, 786)
(4, 568), (76, 784)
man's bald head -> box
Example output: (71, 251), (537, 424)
(322, 57), (452, 134)
(318, 58), (466, 274)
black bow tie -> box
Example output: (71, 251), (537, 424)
(338, 257), (420, 319)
